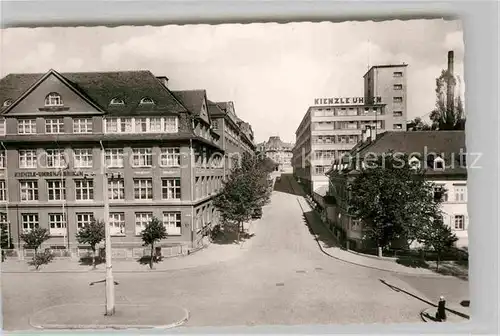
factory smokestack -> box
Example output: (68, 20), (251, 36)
(446, 50), (455, 116)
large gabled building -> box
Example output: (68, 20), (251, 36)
(324, 129), (468, 250)
(0, 69), (253, 255)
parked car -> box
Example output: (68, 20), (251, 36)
(252, 207), (263, 219)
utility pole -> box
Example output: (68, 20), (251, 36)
(100, 141), (115, 316)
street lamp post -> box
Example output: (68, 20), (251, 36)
(100, 141), (115, 316)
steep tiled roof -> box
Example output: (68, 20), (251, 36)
(264, 136), (294, 150)
(172, 90), (206, 116)
(207, 100), (225, 117)
(0, 70), (188, 115)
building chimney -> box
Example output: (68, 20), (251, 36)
(156, 76), (169, 88)
(446, 51), (455, 116)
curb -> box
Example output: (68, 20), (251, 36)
(29, 304), (190, 330)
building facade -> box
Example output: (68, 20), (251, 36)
(292, 64), (408, 195)
(0, 69), (254, 253)
(325, 130), (468, 250)
(257, 136), (294, 172)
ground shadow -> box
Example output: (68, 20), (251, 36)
(396, 257), (430, 269)
(396, 257), (468, 280)
(211, 228), (255, 245)
(379, 279), (470, 320)
(301, 211), (341, 249)
(137, 255), (164, 266)
(272, 174), (303, 196)
(78, 256), (104, 266)
(460, 300), (470, 307)
(422, 312), (439, 322)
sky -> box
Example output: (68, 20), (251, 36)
(0, 19), (464, 144)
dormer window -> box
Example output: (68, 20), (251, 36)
(3, 99), (12, 107)
(110, 98), (125, 105)
(45, 92), (63, 107)
(409, 156), (421, 170)
(434, 156), (445, 170)
(140, 97), (154, 105)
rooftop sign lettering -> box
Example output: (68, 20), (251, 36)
(313, 97), (382, 105)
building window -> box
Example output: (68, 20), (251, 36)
(134, 178), (153, 200)
(393, 71), (403, 77)
(18, 119), (37, 134)
(0, 180), (6, 201)
(110, 98), (125, 105)
(47, 180), (66, 201)
(109, 213), (125, 235)
(314, 166), (326, 175)
(212, 120), (219, 130)
(49, 213), (66, 236)
(0, 151), (5, 169)
(45, 118), (64, 134)
(132, 148), (153, 167)
(75, 179), (94, 200)
(45, 92), (63, 106)
(135, 212), (153, 235)
(434, 157), (445, 170)
(19, 150), (37, 168)
(73, 118), (93, 133)
(20, 180), (38, 201)
(164, 117), (178, 133)
(45, 149), (66, 168)
(393, 97), (403, 103)
(104, 116), (177, 134)
(21, 213), (39, 233)
(393, 111), (403, 117)
(76, 213), (94, 229)
(0, 119), (5, 135)
(160, 148), (181, 167)
(162, 178), (181, 200)
(108, 178), (125, 200)
(454, 215), (465, 230)
(139, 97), (154, 105)
(104, 149), (124, 168)
(433, 184), (448, 202)
(105, 117), (133, 133)
(73, 149), (93, 168)
(453, 184), (467, 202)
(163, 212), (181, 235)
(393, 124), (403, 130)
(393, 84), (403, 90)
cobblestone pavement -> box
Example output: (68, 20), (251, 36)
(1, 174), (469, 331)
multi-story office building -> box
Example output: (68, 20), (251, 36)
(292, 63), (408, 194)
(257, 136), (294, 172)
(0, 69), (253, 252)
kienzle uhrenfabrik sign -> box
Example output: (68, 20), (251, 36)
(14, 171), (95, 178)
(314, 96), (382, 105)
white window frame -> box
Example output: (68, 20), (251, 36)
(133, 178), (153, 200)
(47, 180), (66, 201)
(110, 98), (125, 105)
(0, 150), (5, 169)
(393, 84), (403, 90)
(132, 148), (153, 167)
(49, 213), (66, 236)
(21, 213), (39, 234)
(73, 149), (93, 168)
(393, 71), (403, 77)
(45, 118), (65, 134)
(0, 119), (5, 135)
(140, 97), (155, 105)
(76, 213), (94, 230)
(162, 178), (181, 200)
(160, 147), (180, 167)
(108, 178), (125, 201)
(434, 157), (445, 171)
(104, 116), (178, 134)
(393, 97), (403, 103)
(109, 212), (125, 236)
(75, 179), (94, 201)
(19, 149), (37, 168)
(73, 118), (93, 133)
(20, 180), (38, 201)
(454, 214), (465, 230)
(453, 184), (467, 202)
(105, 148), (124, 168)
(162, 212), (181, 235)
(45, 149), (67, 168)
(0, 180), (6, 201)
(45, 92), (63, 107)
(135, 212), (153, 235)
(18, 119), (37, 134)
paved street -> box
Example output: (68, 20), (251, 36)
(1, 174), (468, 331)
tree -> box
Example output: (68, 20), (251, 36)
(141, 216), (168, 269)
(75, 219), (105, 269)
(20, 227), (52, 270)
(418, 215), (458, 270)
(347, 153), (440, 256)
(429, 70), (465, 130)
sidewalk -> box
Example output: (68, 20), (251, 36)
(289, 177), (453, 278)
(2, 222), (256, 274)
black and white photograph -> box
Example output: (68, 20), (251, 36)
(0, 18), (470, 331)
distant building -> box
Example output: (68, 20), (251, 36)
(257, 136), (294, 172)
(293, 64), (408, 195)
(325, 130), (468, 250)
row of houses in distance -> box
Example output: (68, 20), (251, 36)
(0, 69), (256, 253)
